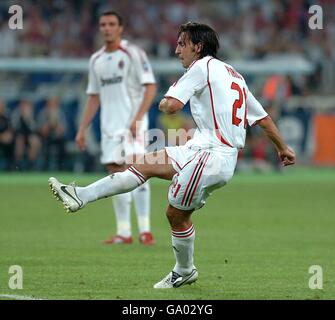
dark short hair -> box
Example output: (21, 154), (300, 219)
(178, 22), (219, 59)
(100, 10), (123, 26)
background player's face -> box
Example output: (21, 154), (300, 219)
(99, 15), (123, 43)
(175, 33), (200, 68)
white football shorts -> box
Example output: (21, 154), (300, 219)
(101, 132), (146, 165)
(165, 145), (238, 211)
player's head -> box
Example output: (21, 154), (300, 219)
(176, 22), (219, 68)
(99, 11), (123, 44)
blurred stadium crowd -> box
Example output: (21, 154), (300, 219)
(1, 0), (334, 66)
(0, 0), (334, 171)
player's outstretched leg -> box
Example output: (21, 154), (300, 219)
(48, 150), (176, 214)
(48, 165), (146, 213)
(154, 205), (198, 289)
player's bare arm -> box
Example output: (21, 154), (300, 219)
(258, 115), (296, 166)
(130, 83), (157, 136)
(158, 97), (184, 114)
(75, 94), (100, 151)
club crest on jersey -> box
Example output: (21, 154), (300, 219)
(118, 60), (124, 70)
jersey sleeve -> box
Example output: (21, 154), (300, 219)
(86, 56), (100, 95)
(246, 88), (268, 126)
(131, 47), (156, 85)
(164, 64), (206, 105)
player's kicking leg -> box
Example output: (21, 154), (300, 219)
(48, 150), (175, 213)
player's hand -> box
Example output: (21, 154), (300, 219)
(75, 129), (86, 151)
(130, 119), (141, 137)
(278, 147), (296, 166)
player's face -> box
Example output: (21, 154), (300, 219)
(175, 33), (200, 68)
(99, 15), (123, 43)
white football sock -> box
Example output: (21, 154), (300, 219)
(132, 181), (151, 234)
(112, 193), (132, 238)
(76, 166), (146, 204)
(171, 224), (196, 276)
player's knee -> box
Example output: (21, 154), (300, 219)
(165, 205), (192, 229)
(166, 206), (175, 226)
(106, 163), (126, 173)
(166, 206), (183, 228)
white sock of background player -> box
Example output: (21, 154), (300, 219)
(112, 193), (132, 238)
(131, 181), (151, 234)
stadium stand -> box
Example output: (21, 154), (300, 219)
(0, 0), (334, 171)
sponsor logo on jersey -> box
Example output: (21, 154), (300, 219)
(100, 76), (123, 86)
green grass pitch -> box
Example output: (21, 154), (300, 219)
(0, 168), (334, 300)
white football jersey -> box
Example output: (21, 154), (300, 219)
(165, 56), (268, 150)
(87, 40), (156, 137)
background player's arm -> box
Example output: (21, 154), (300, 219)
(159, 97), (184, 114)
(258, 116), (296, 166)
(75, 94), (100, 151)
(130, 83), (157, 136)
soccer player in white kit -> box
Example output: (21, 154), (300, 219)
(75, 11), (157, 245)
(49, 22), (295, 288)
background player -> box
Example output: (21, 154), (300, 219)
(49, 22), (295, 288)
(75, 11), (157, 245)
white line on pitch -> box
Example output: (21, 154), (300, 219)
(0, 294), (45, 300)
